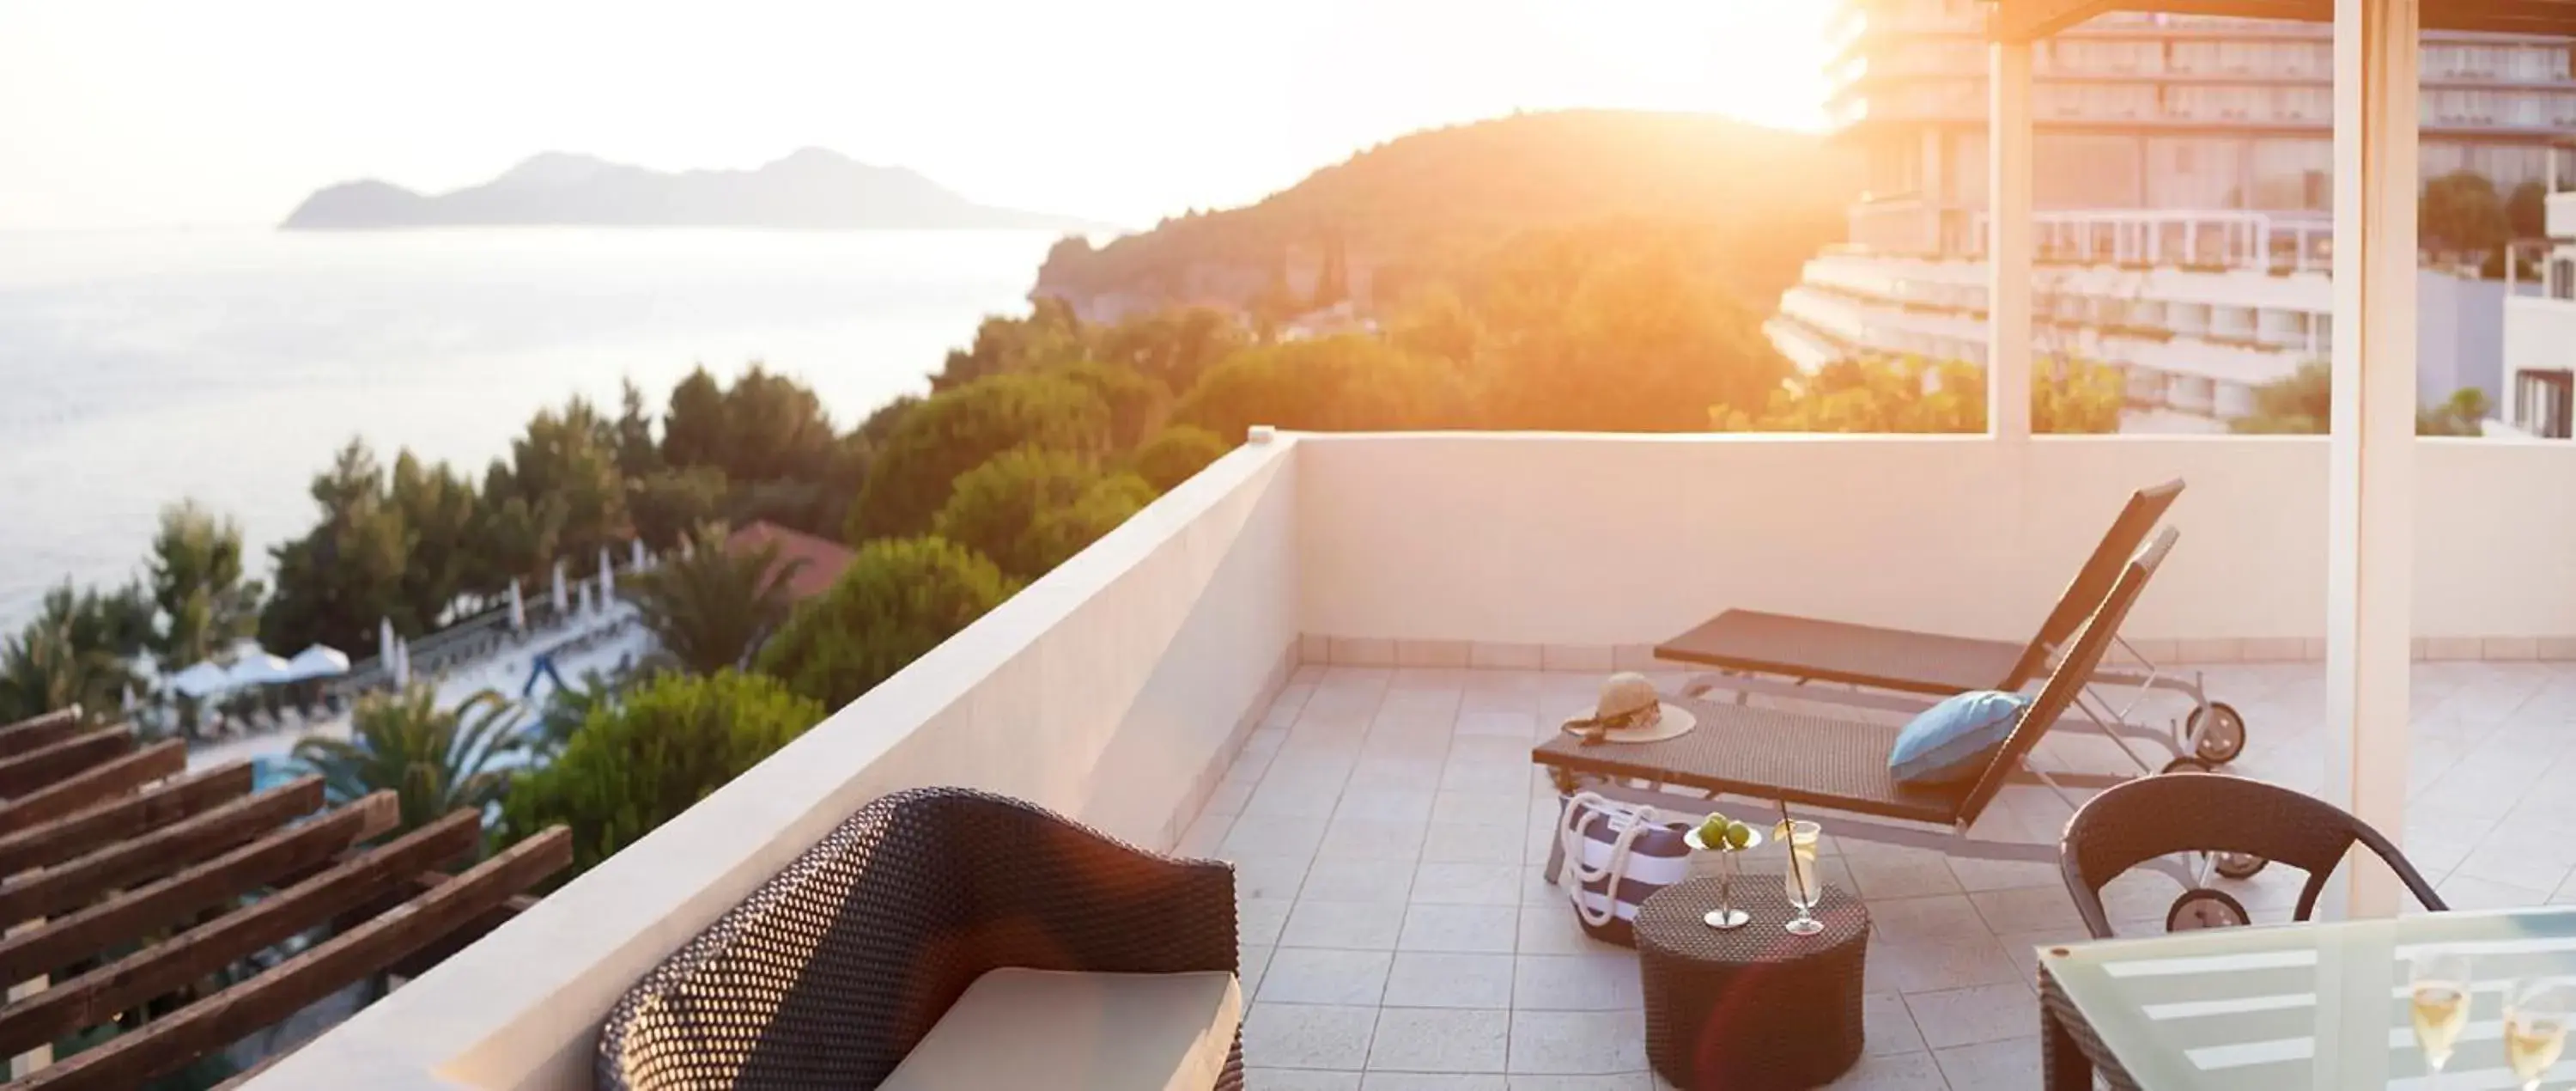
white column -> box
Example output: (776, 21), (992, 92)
(1988, 39), (2035, 441)
(2324, 0), (2418, 919)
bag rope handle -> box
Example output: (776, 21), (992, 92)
(1557, 790), (1653, 928)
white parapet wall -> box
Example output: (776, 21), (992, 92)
(1295, 431), (2576, 659)
(249, 436), (1303, 1091)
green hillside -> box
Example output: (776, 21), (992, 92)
(1035, 109), (1854, 317)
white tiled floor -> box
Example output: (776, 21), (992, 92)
(1176, 659), (2576, 1089)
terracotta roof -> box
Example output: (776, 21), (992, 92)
(726, 521), (856, 604)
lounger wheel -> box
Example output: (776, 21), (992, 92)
(2167, 888), (2251, 932)
(2187, 702), (2247, 764)
(2160, 757), (2213, 776)
(2213, 852), (2268, 881)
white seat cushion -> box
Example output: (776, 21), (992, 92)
(879, 968), (1242, 1091)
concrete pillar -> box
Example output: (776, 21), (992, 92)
(2324, 0), (2418, 920)
(1988, 40), (2035, 441)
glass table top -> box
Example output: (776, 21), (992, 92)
(2044, 907), (2576, 1090)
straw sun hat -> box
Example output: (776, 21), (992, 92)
(1561, 672), (1698, 745)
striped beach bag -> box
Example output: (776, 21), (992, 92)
(1546, 791), (1691, 947)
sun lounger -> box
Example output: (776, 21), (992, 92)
(1657, 478), (2245, 769)
(1537, 528), (2196, 873)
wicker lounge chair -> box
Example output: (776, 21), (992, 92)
(2059, 772), (2445, 935)
(1658, 478), (2247, 771)
(596, 787), (1245, 1091)
(1536, 528), (2186, 870)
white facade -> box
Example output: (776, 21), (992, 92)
(1778, 0), (2573, 425)
(2505, 170), (2576, 436)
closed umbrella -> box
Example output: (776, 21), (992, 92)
(379, 617), (395, 664)
(391, 637), (410, 688)
(599, 546), (615, 600)
(631, 538), (647, 571)
(508, 579), (526, 631)
(552, 561), (569, 618)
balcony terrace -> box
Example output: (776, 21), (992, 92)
(248, 430), (2576, 1089)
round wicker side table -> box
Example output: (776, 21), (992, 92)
(1632, 878), (1870, 1090)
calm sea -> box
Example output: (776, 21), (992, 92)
(0, 227), (1060, 631)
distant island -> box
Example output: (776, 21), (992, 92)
(282, 148), (1102, 232)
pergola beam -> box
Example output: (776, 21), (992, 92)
(0, 777), (323, 925)
(0, 728), (131, 799)
(16, 827), (573, 1091)
(0, 792), (397, 984)
(0, 760), (248, 879)
(1990, 0), (2576, 40)
(0, 742), (189, 839)
(0, 808), (484, 1058)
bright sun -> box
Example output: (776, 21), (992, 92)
(1698, 1), (1837, 131)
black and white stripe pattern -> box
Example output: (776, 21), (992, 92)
(1554, 795), (1692, 924)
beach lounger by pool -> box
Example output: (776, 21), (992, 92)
(1539, 529), (2199, 874)
(1657, 478), (2245, 769)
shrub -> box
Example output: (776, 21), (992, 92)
(933, 448), (1103, 580)
(1172, 335), (1475, 439)
(1130, 425), (1231, 492)
(1043, 361), (1171, 451)
(847, 374), (1111, 541)
(1023, 473), (1158, 574)
(756, 537), (1017, 710)
(498, 670), (824, 878)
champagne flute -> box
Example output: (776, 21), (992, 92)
(2507, 979), (2570, 1091)
(2409, 950), (2474, 1075)
(1781, 820), (1826, 936)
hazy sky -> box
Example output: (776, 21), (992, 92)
(0, 1), (1831, 232)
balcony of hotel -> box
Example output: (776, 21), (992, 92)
(249, 428), (2576, 1090)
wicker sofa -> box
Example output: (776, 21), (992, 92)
(596, 787), (1246, 1090)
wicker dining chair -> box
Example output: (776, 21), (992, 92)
(2059, 772), (2446, 938)
(596, 786), (1244, 1090)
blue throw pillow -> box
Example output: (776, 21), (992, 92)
(1890, 691), (2030, 786)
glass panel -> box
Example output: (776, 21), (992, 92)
(2044, 908), (2576, 1090)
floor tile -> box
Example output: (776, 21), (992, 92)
(1901, 983), (2041, 1050)
(1248, 1069), (1364, 1090)
(1826, 1051), (1950, 1090)
(1261, 948), (1394, 1006)
(1862, 991), (1927, 1057)
(1501, 1076), (1653, 1090)
(1511, 954), (1643, 1011)
(1384, 951), (1518, 1009)
(1425, 823), (1533, 865)
(1506, 1009), (1649, 1075)
(1247, 1002), (1380, 1070)
(1400, 904), (1521, 954)
(1413, 862), (1526, 905)
(1966, 886), (2084, 936)
(1284, 899), (1410, 951)
(1321, 818), (1431, 861)
(1364, 1075), (1509, 1090)
(1930, 1036), (2040, 1089)
(1369, 1008), (1510, 1073)
(1306, 856), (1418, 902)
(1844, 850), (1965, 900)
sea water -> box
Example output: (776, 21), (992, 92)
(0, 227), (1057, 630)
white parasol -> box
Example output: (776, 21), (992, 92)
(168, 661), (232, 700)
(283, 644), (350, 682)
